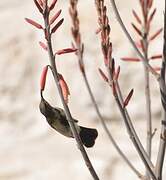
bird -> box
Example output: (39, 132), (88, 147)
(39, 92), (98, 148)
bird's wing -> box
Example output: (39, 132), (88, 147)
(56, 107), (78, 123)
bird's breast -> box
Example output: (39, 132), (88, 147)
(47, 117), (73, 138)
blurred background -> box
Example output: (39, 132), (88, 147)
(0, 0), (165, 179)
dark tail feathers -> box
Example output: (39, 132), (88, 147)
(79, 127), (98, 148)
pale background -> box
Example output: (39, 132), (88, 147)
(0, 0), (165, 180)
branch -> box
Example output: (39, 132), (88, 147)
(140, 2), (153, 179)
(109, 0), (160, 80)
(116, 82), (153, 170)
(69, 0), (144, 178)
(106, 67), (157, 180)
(42, 1), (99, 180)
(155, 2), (166, 178)
(95, 0), (156, 179)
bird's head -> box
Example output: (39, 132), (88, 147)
(39, 91), (54, 118)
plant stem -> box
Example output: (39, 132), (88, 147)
(155, 1), (166, 178)
(144, 66), (152, 159)
(112, 90), (156, 180)
(94, 0), (156, 178)
(155, 113), (166, 180)
(108, 1), (158, 179)
(42, 3), (99, 180)
(82, 55), (143, 179)
(107, 71), (157, 180)
(69, 0), (143, 178)
(117, 81), (152, 168)
(141, 2), (152, 178)
(144, 65), (152, 180)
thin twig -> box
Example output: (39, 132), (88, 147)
(141, 2), (152, 163)
(155, 114), (166, 180)
(106, 68), (157, 180)
(155, 2), (166, 178)
(116, 81), (153, 171)
(136, 1), (153, 179)
(42, 2), (99, 180)
(144, 65), (152, 180)
(144, 66), (152, 159)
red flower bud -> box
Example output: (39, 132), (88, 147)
(25, 18), (43, 29)
(132, 10), (142, 24)
(49, 9), (62, 25)
(58, 74), (70, 104)
(131, 23), (142, 37)
(150, 54), (162, 60)
(56, 48), (77, 55)
(50, 0), (58, 11)
(123, 89), (134, 108)
(40, 66), (48, 91)
(34, 0), (43, 14)
(98, 68), (109, 83)
(121, 57), (140, 62)
(51, 18), (64, 34)
(149, 28), (163, 41)
(39, 41), (48, 51)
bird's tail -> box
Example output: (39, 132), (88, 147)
(79, 126), (98, 148)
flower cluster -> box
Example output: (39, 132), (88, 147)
(122, 0), (162, 72)
(25, 0), (77, 103)
(95, 0), (133, 107)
